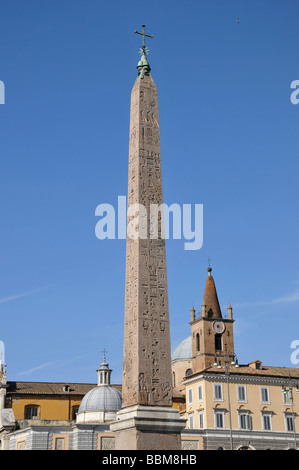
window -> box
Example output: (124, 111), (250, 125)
(188, 388), (193, 404)
(214, 384), (223, 401)
(215, 334), (222, 351)
(24, 406), (38, 419)
(72, 407), (79, 420)
(215, 411), (224, 428)
(239, 412), (251, 430)
(198, 385), (203, 402)
(262, 413), (272, 431)
(186, 368), (193, 377)
(189, 413), (194, 429)
(283, 388), (292, 405)
(261, 387), (270, 404)
(237, 385), (247, 402)
(196, 333), (200, 352)
(285, 414), (295, 432)
(172, 372), (176, 388)
(198, 411), (204, 429)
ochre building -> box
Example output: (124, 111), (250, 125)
(171, 267), (299, 450)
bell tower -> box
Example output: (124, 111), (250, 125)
(190, 267), (235, 372)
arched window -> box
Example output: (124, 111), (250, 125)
(172, 371), (176, 387)
(215, 334), (222, 351)
(196, 333), (200, 352)
(186, 368), (193, 377)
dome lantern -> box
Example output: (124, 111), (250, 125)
(76, 352), (122, 424)
(97, 351), (112, 386)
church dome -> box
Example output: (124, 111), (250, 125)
(76, 353), (122, 424)
(79, 385), (121, 413)
(171, 336), (192, 361)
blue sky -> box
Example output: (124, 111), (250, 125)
(0, 0), (298, 385)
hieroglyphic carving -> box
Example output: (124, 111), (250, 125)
(122, 74), (172, 408)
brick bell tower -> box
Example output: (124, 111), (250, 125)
(190, 266), (235, 372)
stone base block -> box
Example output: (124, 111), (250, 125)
(110, 405), (186, 450)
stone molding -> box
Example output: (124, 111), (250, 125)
(110, 405), (186, 433)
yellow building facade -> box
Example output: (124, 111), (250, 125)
(5, 381), (96, 422)
(184, 362), (299, 435)
(4, 381), (183, 423)
(172, 267), (299, 450)
(0, 364), (185, 450)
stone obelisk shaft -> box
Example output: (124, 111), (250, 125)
(122, 73), (172, 409)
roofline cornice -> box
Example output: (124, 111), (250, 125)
(183, 372), (299, 387)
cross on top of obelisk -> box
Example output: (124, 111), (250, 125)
(134, 24), (153, 55)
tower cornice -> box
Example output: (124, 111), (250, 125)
(190, 316), (235, 326)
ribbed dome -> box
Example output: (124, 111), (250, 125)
(79, 386), (122, 412)
(172, 336), (192, 361)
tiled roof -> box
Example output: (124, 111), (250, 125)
(202, 268), (222, 319)
(7, 381), (121, 396)
(198, 365), (299, 379)
(6, 381), (184, 400)
(172, 387), (184, 399)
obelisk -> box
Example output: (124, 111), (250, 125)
(110, 26), (185, 450)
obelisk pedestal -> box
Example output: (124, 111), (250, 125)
(110, 28), (185, 449)
(111, 406), (184, 450)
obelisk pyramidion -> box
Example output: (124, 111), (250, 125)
(110, 26), (185, 450)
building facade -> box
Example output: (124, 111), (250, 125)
(0, 355), (184, 450)
(171, 267), (299, 450)
(2, 266), (299, 450)
(0, 355), (123, 450)
(182, 362), (299, 450)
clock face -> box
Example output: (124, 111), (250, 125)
(212, 320), (225, 334)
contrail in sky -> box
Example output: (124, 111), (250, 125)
(234, 286), (299, 309)
(17, 355), (88, 377)
(17, 362), (55, 376)
(0, 287), (49, 305)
